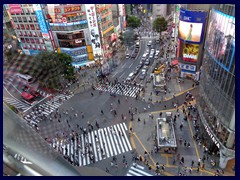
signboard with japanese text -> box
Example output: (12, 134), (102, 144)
(179, 63), (196, 72)
(85, 4), (102, 56)
(8, 4), (23, 14)
(64, 5), (81, 13)
(49, 20), (87, 26)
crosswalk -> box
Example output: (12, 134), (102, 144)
(126, 163), (153, 176)
(3, 97), (31, 111)
(94, 84), (142, 98)
(51, 122), (132, 166)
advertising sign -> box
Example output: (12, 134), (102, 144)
(8, 4), (23, 14)
(64, 5), (81, 13)
(83, 29), (91, 45)
(179, 63), (196, 72)
(182, 43), (199, 63)
(178, 8), (207, 44)
(205, 9), (235, 72)
(33, 4), (48, 34)
(60, 46), (87, 57)
(85, 4), (102, 56)
(49, 20), (87, 26)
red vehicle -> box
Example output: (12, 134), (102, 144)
(21, 92), (35, 103)
(22, 85), (41, 98)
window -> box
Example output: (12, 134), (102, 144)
(21, 24), (25, 30)
(39, 39), (44, 44)
(20, 38), (25, 43)
(28, 31), (32, 36)
(30, 39), (35, 43)
(23, 44), (27, 49)
(36, 24), (40, 30)
(27, 16), (32, 22)
(27, 44), (31, 49)
(37, 32), (42, 37)
(32, 31), (37, 37)
(30, 24), (35, 30)
(35, 39), (40, 44)
(17, 17), (22, 22)
(25, 8), (30, 14)
(33, 16), (37, 22)
(16, 24), (20, 29)
(23, 31), (27, 36)
(37, 45), (41, 50)
(25, 38), (30, 43)
(22, 17), (27, 22)
(18, 31), (22, 36)
(30, 8), (35, 14)
(42, 45), (46, 50)
(32, 44), (36, 49)
(25, 24), (29, 30)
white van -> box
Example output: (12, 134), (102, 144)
(15, 73), (33, 84)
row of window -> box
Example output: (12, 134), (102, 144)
(22, 44), (47, 50)
(57, 32), (84, 40)
(15, 23), (40, 30)
(16, 30), (42, 37)
(20, 37), (45, 44)
(12, 16), (37, 23)
(59, 40), (86, 48)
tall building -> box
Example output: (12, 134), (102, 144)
(43, 4), (94, 68)
(197, 4), (235, 169)
(8, 4), (56, 55)
(96, 4), (116, 59)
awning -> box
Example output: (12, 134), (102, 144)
(172, 60), (178, 66)
(21, 92), (34, 100)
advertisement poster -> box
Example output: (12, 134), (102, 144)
(182, 43), (199, 63)
(178, 8), (207, 44)
(179, 63), (196, 72)
(85, 4), (102, 56)
(83, 29), (91, 45)
(205, 9), (235, 71)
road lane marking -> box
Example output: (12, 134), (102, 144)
(119, 72), (125, 78)
(129, 62), (134, 68)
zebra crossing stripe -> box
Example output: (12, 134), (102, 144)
(87, 131), (92, 163)
(120, 123), (132, 151)
(123, 122), (128, 131)
(107, 127), (118, 156)
(130, 166), (153, 176)
(91, 131), (98, 162)
(116, 124), (128, 152)
(103, 128), (113, 157)
(98, 129), (109, 158)
(126, 174), (133, 176)
(128, 170), (142, 176)
(111, 125), (121, 154)
(81, 134), (86, 166)
(67, 144), (70, 156)
(94, 131), (102, 160)
(78, 145), (82, 166)
(113, 125), (125, 153)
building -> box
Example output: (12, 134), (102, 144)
(44, 4), (94, 68)
(152, 4), (167, 19)
(197, 4), (235, 169)
(8, 4), (56, 56)
(96, 4), (116, 60)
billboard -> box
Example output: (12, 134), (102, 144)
(178, 8), (207, 44)
(182, 43), (199, 63)
(8, 4), (23, 14)
(85, 4), (102, 56)
(179, 63), (196, 72)
(205, 9), (235, 71)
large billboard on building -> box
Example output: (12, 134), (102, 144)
(205, 9), (235, 72)
(60, 47), (88, 62)
(182, 43), (199, 63)
(178, 8), (207, 44)
(8, 4), (23, 14)
(85, 4), (102, 56)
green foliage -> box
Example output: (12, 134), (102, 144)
(126, 16), (141, 28)
(123, 29), (135, 47)
(152, 17), (167, 32)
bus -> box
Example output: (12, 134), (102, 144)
(15, 73), (33, 84)
(153, 73), (166, 93)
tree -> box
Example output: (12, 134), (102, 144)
(152, 17), (168, 40)
(126, 15), (141, 28)
(123, 29), (135, 47)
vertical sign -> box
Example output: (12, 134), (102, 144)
(85, 4), (102, 56)
(33, 4), (53, 51)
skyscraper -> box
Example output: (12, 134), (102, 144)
(197, 4), (235, 169)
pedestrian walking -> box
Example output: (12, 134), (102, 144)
(91, 92), (94, 96)
(101, 110), (104, 115)
(118, 99), (120, 104)
(179, 137), (183, 146)
(105, 167), (109, 173)
(191, 160), (194, 167)
(138, 117), (141, 122)
(181, 157), (184, 164)
(184, 140), (187, 147)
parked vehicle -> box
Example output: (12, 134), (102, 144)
(145, 59), (150, 65)
(139, 70), (147, 80)
(15, 73), (33, 84)
(131, 53), (137, 58)
(126, 53), (130, 59)
(126, 72), (135, 81)
(147, 40), (152, 46)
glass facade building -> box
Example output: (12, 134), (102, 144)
(197, 4), (235, 169)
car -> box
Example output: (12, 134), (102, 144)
(133, 70), (138, 75)
(147, 40), (152, 46)
(126, 53), (130, 59)
(135, 65), (141, 72)
(150, 48), (155, 54)
(142, 65), (148, 71)
(156, 50), (160, 54)
(126, 72), (135, 81)
(145, 59), (150, 65)
(135, 48), (139, 53)
(146, 75), (152, 83)
(156, 39), (160, 44)
(30, 89), (41, 98)
(139, 71), (146, 80)
(135, 41), (140, 47)
(131, 53), (137, 58)
(149, 53), (154, 59)
(141, 53), (147, 60)
(154, 54), (159, 59)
